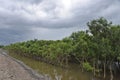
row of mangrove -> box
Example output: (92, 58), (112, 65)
(4, 17), (120, 80)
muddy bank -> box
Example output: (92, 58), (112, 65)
(0, 49), (45, 80)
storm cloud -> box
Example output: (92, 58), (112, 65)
(0, 0), (120, 45)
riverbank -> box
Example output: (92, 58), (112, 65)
(2, 49), (120, 80)
(8, 50), (94, 80)
(0, 49), (44, 80)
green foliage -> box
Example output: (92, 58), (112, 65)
(0, 45), (4, 48)
(82, 62), (93, 72)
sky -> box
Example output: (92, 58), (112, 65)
(0, 0), (120, 45)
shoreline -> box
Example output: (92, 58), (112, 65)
(0, 49), (45, 80)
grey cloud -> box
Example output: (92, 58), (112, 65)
(0, 28), (32, 45)
(0, 0), (120, 45)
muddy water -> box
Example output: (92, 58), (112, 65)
(9, 53), (120, 80)
(9, 53), (95, 80)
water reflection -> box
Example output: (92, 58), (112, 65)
(9, 53), (97, 80)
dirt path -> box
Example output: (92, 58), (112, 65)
(0, 50), (44, 80)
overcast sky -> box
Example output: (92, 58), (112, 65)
(0, 0), (120, 45)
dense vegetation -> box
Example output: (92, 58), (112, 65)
(5, 18), (120, 80)
(0, 45), (4, 48)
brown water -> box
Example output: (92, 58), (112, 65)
(9, 53), (120, 80)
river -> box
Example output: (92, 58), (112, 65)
(9, 53), (120, 80)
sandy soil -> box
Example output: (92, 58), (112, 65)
(0, 50), (44, 80)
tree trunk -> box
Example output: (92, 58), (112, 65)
(118, 61), (120, 71)
(65, 55), (68, 67)
(93, 61), (96, 76)
(110, 63), (113, 80)
(81, 62), (84, 72)
(81, 59), (84, 72)
(96, 60), (100, 77)
(103, 62), (106, 78)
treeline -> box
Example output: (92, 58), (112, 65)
(5, 18), (120, 79)
(0, 45), (4, 48)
